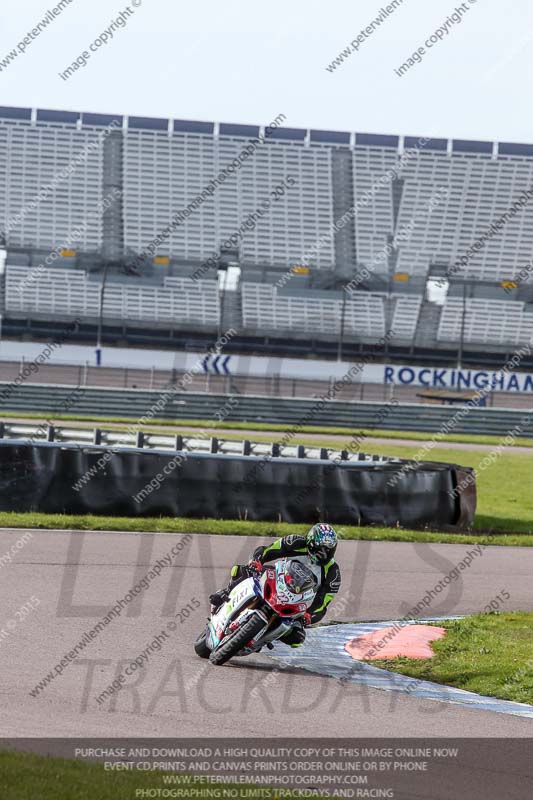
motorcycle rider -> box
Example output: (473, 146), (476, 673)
(209, 523), (341, 647)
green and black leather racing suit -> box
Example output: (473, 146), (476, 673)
(249, 534), (341, 624)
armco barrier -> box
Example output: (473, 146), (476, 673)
(0, 382), (533, 438)
(0, 440), (475, 528)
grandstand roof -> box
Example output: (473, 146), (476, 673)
(1, 105), (533, 156)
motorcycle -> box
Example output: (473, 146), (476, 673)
(194, 558), (318, 665)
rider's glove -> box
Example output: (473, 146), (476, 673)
(302, 612), (312, 627)
(248, 560), (262, 573)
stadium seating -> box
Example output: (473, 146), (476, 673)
(1, 107), (532, 287)
(0, 119), (103, 252)
(438, 297), (533, 346)
(385, 150), (533, 283)
(241, 283), (386, 340)
(391, 295), (422, 341)
(3, 107), (533, 352)
(123, 129), (335, 269)
(6, 265), (100, 318)
(6, 265), (219, 330)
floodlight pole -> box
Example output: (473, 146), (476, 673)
(96, 263), (109, 366)
(457, 281), (467, 370)
(337, 285), (347, 362)
(0, 245), (6, 343)
(217, 263), (228, 348)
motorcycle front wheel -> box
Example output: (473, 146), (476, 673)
(194, 630), (210, 659)
(209, 613), (266, 666)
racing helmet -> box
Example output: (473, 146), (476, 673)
(306, 523), (338, 565)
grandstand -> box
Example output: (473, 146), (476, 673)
(2, 105), (533, 363)
(6, 266), (219, 332)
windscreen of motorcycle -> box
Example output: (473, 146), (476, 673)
(275, 559), (317, 602)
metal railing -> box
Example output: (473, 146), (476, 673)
(0, 421), (399, 464)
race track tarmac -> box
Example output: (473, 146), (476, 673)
(0, 529), (532, 738)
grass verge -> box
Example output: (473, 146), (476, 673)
(370, 612), (533, 705)
(1, 512), (533, 546)
(0, 751), (154, 800)
(0, 750), (302, 800)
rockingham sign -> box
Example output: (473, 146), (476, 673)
(380, 364), (533, 393)
(2, 340), (533, 393)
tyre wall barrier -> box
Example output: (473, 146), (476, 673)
(0, 440), (476, 528)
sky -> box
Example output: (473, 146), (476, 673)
(1, 0), (533, 143)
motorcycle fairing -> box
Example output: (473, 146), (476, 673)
(206, 576), (259, 649)
(205, 558), (319, 656)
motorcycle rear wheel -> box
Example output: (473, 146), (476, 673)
(209, 613), (266, 666)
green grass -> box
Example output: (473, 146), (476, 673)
(0, 751), (154, 800)
(370, 612), (533, 705)
(1, 512), (533, 546)
(4, 409), (533, 448)
(0, 750), (300, 800)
